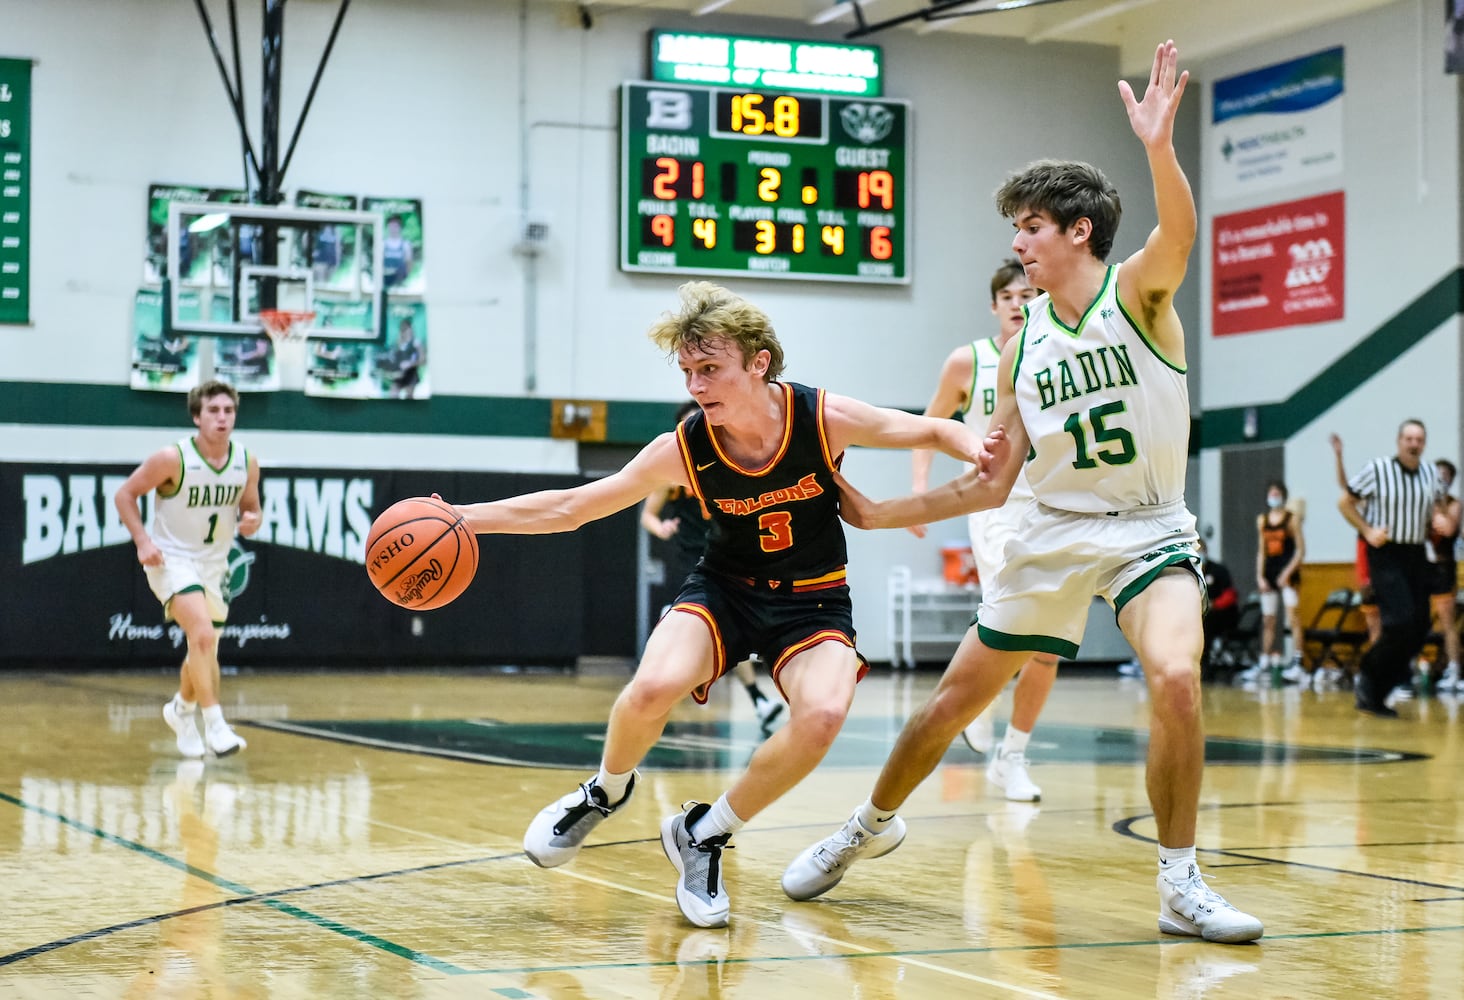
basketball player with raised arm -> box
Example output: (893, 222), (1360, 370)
(782, 41), (1263, 943)
(115, 380), (260, 758)
(910, 259), (1056, 802)
(447, 280), (984, 928)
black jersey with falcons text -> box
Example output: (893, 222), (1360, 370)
(676, 382), (846, 581)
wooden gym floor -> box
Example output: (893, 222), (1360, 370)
(1, 665), (1461, 999)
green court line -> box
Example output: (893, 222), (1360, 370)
(0, 788), (475, 980)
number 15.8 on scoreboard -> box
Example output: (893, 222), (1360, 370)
(619, 82), (910, 284)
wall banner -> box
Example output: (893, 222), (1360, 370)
(1211, 190), (1344, 337)
(1207, 47), (1344, 200)
(1, 463), (635, 667)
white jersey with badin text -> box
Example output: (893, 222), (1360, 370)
(964, 336), (1033, 506)
(1012, 264), (1188, 515)
(151, 436), (250, 559)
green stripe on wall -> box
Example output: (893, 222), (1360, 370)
(0, 381), (681, 447)
(3, 268), (1459, 450)
(1199, 268), (1462, 449)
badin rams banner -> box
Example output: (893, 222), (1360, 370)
(1, 463), (634, 667)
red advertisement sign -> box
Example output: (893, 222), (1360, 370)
(1211, 190), (1344, 336)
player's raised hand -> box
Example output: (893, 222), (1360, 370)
(1118, 40), (1188, 150)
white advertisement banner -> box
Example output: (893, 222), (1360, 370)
(1206, 47), (1343, 201)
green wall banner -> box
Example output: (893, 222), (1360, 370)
(0, 57), (31, 325)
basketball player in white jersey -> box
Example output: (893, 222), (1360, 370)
(784, 41), (1263, 943)
(910, 259), (1054, 802)
(115, 380), (260, 758)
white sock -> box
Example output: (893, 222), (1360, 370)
(176, 694), (197, 713)
(200, 705), (225, 727)
(855, 797), (897, 834)
(689, 793), (744, 841)
(594, 767), (634, 804)
(1002, 726), (1031, 756)
(1158, 844), (1196, 876)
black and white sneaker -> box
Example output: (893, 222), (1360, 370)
(522, 773), (636, 868)
(660, 801), (733, 927)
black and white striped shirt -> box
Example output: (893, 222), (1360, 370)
(1348, 458), (1443, 545)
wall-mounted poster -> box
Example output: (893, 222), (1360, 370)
(130, 289), (202, 391)
(1212, 191), (1344, 337)
(1206, 48), (1344, 201)
(362, 197), (425, 296)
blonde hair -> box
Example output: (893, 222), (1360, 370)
(647, 281), (785, 381)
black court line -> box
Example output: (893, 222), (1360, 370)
(1113, 803), (1464, 896)
(0, 788), (504, 977)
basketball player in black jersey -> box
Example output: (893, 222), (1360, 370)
(642, 400), (783, 729)
(448, 281), (984, 928)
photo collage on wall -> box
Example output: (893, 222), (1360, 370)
(302, 193), (430, 400)
(131, 185), (428, 399)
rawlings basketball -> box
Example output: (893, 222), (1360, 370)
(366, 496), (479, 610)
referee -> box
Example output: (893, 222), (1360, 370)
(1338, 419), (1445, 716)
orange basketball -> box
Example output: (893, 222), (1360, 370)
(366, 496), (479, 610)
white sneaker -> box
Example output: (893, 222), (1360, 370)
(1280, 662), (1307, 684)
(755, 696), (784, 728)
(204, 721), (247, 757)
(163, 697), (205, 759)
(782, 812), (906, 901)
(661, 802), (733, 928)
(1157, 863), (1264, 943)
(986, 746), (1041, 802)
(523, 773), (636, 868)
(961, 706), (994, 754)
(1438, 663), (1460, 692)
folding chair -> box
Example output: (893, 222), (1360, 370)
(1303, 588), (1369, 672)
(1208, 593), (1261, 681)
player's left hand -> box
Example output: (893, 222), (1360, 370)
(1118, 39), (1188, 150)
(976, 425), (1011, 482)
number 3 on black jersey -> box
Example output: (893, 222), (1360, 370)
(758, 511), (794, 552)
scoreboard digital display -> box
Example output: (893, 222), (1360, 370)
(619, 82), (910, 285)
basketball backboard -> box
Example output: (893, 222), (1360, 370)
(165, 200), (385, 342)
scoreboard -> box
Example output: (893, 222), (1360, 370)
(619, 82), (910, 285)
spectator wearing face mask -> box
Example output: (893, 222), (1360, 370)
(1256, 480), (1306, 682)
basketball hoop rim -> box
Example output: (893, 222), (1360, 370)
(259, 308), (317, 344)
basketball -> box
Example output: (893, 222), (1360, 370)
(366, 496), (479, 610)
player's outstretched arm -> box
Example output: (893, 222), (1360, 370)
(838, 345), (1029, 530)
(823, 392), (983, 467)
(911, 345), (976, 493)
(1117, 39), (1194, 363)
(454, 433), (686, 535)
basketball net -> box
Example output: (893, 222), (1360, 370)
(259, 308), (316, 390)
